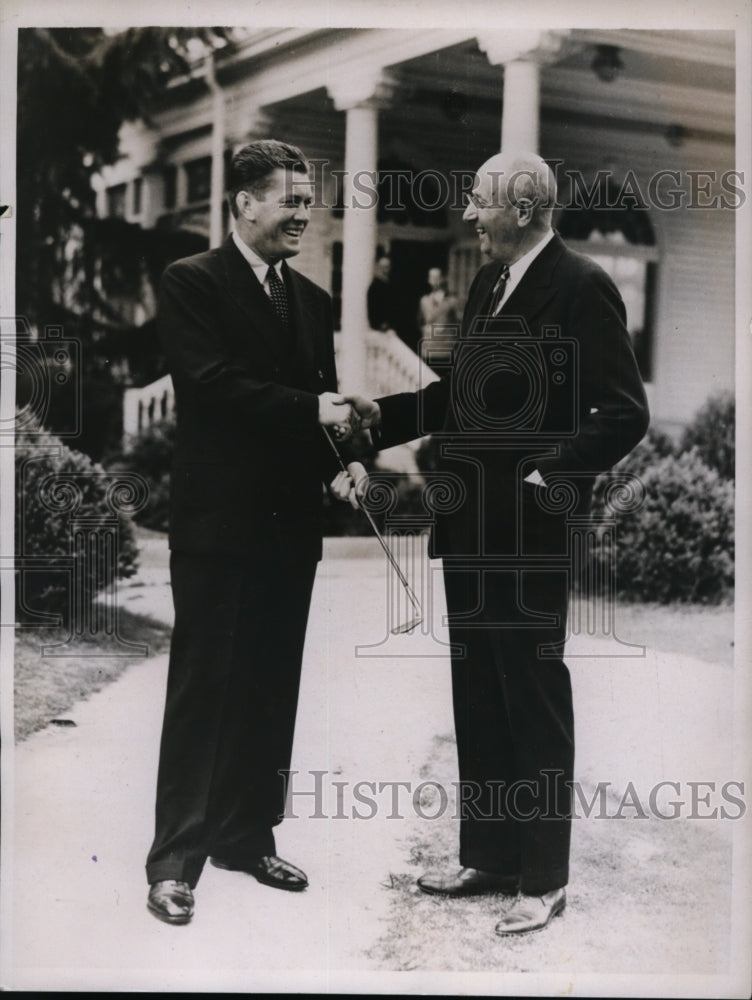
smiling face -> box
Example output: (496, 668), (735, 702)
(462, 165), (523, 263)
(236, 167), (313, 263)
(462, 152), (555, 264)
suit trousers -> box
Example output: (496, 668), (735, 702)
(146, 548), (317, 888)
(441, 506), (575, 894)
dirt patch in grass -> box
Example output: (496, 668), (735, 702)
(367, 733), (732, 974)
(14, 609), (171, 742)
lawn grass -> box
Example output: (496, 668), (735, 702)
(367, 732), (732, 973)
(608, 600), (734, 667)
(13, 609), (171, 742)
(364, 594), (735, 973)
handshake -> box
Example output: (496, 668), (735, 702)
(318, 392), (379, 510)
(317, 392), (381, 442)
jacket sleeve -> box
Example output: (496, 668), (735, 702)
(536, 263), (650, 480)
(373, 378), (449, 450)
(158, 259), (320, 440)
(370, 265), (491, 449)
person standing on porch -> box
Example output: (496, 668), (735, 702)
(366, 253), (396, 332)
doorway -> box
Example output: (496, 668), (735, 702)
(388, 240), (449, 353)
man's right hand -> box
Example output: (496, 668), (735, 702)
(318, 392), (356, 439)
(343, 394), (381, 430)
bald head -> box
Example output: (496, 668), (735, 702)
(478, 151), (556, 226)
(463, 150), (557, 263)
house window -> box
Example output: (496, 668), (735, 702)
(132, 177), (143, 216)
(185, 156), (212, 204)
(557, 182), (657, 382)
(106, 183), (127, 218)
(579, 233), (657, 381)
(163, 166), (177, 210)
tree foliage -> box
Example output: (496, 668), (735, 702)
(16, 27), (230, 456)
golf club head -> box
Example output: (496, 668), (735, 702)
(391, 616), (422, 635)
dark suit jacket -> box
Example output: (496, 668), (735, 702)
(367, 276), (394, 331)
(157, 235), (340, 558)
(375, 233), (650, 556)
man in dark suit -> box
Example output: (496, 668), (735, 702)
(341, 151), (649, 935)
(145, 140), (358, 925)
(366, 253), (395, 331)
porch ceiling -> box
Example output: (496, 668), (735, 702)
(154, 29), (735, 163)
(262, 29), (734, 175)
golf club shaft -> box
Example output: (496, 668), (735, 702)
(323, 427), (422, 616)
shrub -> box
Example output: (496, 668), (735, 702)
(107, 418), (175, 532)
(592, 446), (734, 603)
(680, 390), (735, 480)
(15, 413), (140, 624)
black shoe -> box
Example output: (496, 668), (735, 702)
(147, 880), (194, 925)
(210, 854), (308, 891)
(417, 867), (519, 897)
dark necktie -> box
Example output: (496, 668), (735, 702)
(488, 263), (511, 316)
(266, 264), (289, 327)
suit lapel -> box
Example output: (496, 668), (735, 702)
(218, 237), (288, 361)
(283, 262), (317, 382)
(462, 262), (503, 336)
(498, 233), (564, 323)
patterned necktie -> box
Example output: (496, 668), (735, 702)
(266, 263), (289, 327)
(489, 264), (511, 316)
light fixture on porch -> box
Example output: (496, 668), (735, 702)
(591, 45), (623, 83)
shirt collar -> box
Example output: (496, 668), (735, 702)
(232, 230), (283, 283)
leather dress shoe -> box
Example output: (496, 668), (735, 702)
(210, 854), (308, 891)
(147, 880), (194, 925)
(495, 886), (566, 935)
(417, 866), (519, 897)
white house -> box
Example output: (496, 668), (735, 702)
(97, 28), (737, 441)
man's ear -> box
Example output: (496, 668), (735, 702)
(516, 199), (535, 228)
(236, 189), (256, 222)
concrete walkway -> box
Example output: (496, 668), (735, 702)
(5, 534), (741, 993)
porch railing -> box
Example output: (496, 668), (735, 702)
(122, 373), (175, 441)
(346, 328), (439, 397)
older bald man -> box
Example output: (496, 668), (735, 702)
(342, 151), (649, 935)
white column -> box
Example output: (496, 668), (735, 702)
(501, 59), (540, 152)
(207, 54), (226, 247)
(329, 72), (394, 395)
(477, 30), (570, 153)
(140, 172), (155, 228)
(339, 103), (378, 394)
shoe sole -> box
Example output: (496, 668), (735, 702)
(210, 857), (308, 891)
(494, 897), (566, 937)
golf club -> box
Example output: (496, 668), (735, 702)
(323, 426), (422, 634)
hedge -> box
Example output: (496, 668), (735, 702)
(15, 413), (140, 625)
(592, 427), (734, 603)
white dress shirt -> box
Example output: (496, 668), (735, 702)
(232, 230), (283, 294)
